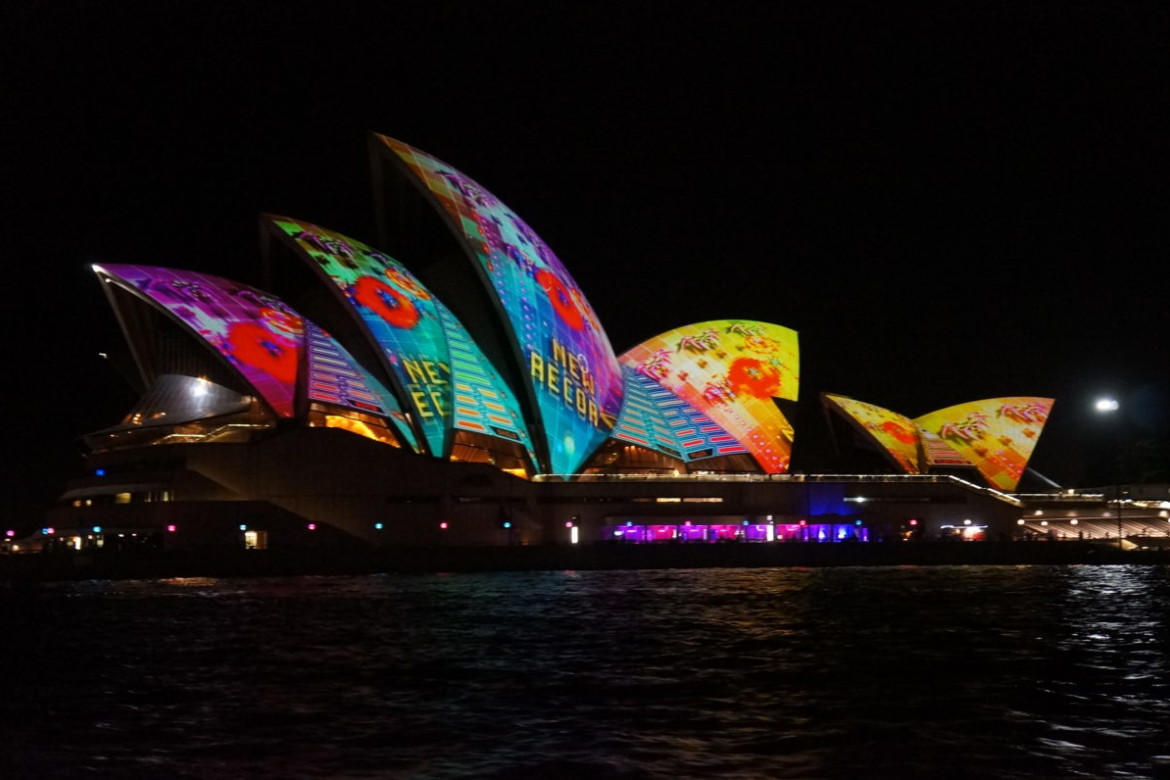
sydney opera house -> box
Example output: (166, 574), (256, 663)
(38, 135), (1162, 554)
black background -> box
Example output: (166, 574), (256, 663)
(4, 3), (1168, 524)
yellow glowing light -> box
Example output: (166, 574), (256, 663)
(321, 415), (389, 444)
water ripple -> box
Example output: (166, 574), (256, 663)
(3, 565), (1170, 778)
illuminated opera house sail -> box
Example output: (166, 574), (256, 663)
(47, 134), (1061, 551)
(821, 393), (1054, 492)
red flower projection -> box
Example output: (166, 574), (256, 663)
(536, 269), (584, 331)
(727, 357), (782, 399)
(228, 322), (299, 384)
(354, 276), (420, 330)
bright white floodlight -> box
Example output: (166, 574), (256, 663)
(1095, 397), (1120, 413)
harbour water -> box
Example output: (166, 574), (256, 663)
(3, 565), (1169, 778)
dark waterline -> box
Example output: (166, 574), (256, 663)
(3, 566), (1169, 778)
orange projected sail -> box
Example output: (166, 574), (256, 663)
(914, 397), (1054, 491)
(823, 394), (923, 474)
(621, 320), (799, 473)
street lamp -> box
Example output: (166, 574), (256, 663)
(1095, 397), (1120, 413)
(1095, 396), (1124, 547)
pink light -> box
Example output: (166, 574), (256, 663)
(5, 530), (14, 538)
(307, 523), (317, 531)
(564, 521), (573, 528)
(166, 525), (177, 532)
(439, 521), (449, 529)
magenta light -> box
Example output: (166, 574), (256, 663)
(166, 524), (177, 532)
(5, 529), (13, 537)
(564, 521), (573, 528)
(439, 521), (449, 529)
(307, 523), (317, 531)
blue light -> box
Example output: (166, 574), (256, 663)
(238, 524), (247, 531)
(95, 468), (106, 477)
(92, 526), (102, 534)
(374, 522), (384, 530)
(502, 521), (512, 529)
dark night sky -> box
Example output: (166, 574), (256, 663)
(3, 3), (1168, 521)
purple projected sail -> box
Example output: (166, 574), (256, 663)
(96, 264), (304, 418)
(95, 264), (420, 451)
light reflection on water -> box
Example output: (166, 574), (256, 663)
(2, 565), (1169, 778)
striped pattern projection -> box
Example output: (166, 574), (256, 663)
(304, 321), (419, 451)
(435, 304), (537, 464)
(614, 367), (748, 461)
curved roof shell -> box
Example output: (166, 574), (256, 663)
(95, 263), (418, 448)
(620, 320), (800, 474)
(613, 366), (750, 463)
(374, 135), (624, 475)
(267, 216), (535, 465)
(914, 397), (1054, 491)
(822, 393), (923, 474)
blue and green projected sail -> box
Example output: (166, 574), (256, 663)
(615, 366), (749, 462)
(269, 216), (532, 461)
(377, 136), (624, 475)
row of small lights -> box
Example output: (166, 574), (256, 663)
(17, 525), (181, 537)
(17, 519), (938, 540)
(9, 521), (534, 538)
(13, 519), (898, 537)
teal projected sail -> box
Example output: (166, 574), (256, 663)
(435, 304), (538, 465)
(268, 216), (533, 463)
(377, 136), (625, 475)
